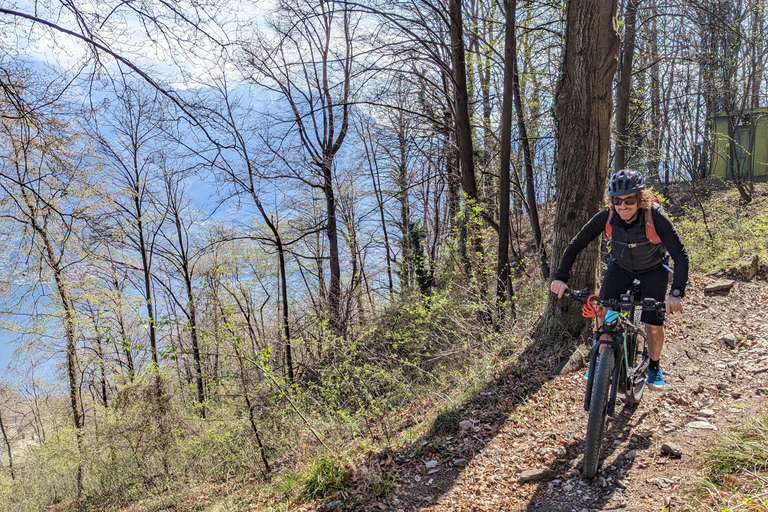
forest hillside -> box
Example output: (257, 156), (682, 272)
(2, 184), (768, 512)
(0, 0), (766, 510)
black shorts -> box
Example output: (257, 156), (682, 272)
(599, 260), (669, 326)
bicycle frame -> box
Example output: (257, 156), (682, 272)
(570, 286), (661, 415)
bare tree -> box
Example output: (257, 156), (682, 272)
(0, 77), (92, 494)
(153, 166), (208, 415)
(241, 0), (359, 338)
(614, 0), (641, 171)
(90, 83), (169, 400)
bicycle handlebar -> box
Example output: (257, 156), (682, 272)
(564, 288), (666, 312)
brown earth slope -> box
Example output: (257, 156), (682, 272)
(338, 276), (768, 512)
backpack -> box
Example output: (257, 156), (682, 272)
(605, 197), (662, 245)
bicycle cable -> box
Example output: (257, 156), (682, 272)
(582, 295), (602, 318)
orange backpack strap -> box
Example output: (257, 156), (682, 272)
(645, 207), (661, 244)
(605, 209), (613, 240)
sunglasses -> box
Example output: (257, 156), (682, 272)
(611, 196), (638, 206)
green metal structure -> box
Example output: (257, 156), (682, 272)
(710, 108), (768, 180)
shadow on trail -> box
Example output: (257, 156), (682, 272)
(523, 403), (651, 511)
(356, 335), (607, 510)
(390, 340), (576, 510)
(352, 333), (660, 511)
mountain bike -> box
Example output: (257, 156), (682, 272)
(564, 284), (666, 479)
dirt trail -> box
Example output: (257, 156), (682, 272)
(360, 277), (768, 512)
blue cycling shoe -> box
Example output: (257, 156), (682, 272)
(647, 367), (665, 390)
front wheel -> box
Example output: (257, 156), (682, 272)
(584, 348), (614, 479)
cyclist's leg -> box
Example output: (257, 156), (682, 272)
(637, 265), (668, 355)
(646, 325), (664, 360)
(638, 266), (669, 388)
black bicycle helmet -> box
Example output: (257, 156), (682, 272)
(606, 169), (645, 197)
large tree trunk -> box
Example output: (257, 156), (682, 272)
(614, 0), (641, 171)
(449, 0), (478, 203)
(648, 0), (662, 181)
(536, 0), (620, 342)
(323, 166), (344, 338)
(497, 0), (516, 311)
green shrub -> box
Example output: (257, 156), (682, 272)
(182, 419), (264, 481)
(675, 185), (768, 275)
(9, 428), (81, 510)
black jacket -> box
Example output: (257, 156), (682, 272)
(554, 203), (689, 295)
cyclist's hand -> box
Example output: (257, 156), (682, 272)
(665, 296), (683, 314)
(550, 279), (568, 299)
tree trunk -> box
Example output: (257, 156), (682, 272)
(224, 313), (271, 476)
(252, 195), (295, 382)
(614, 0), (641, 171)
(536, 0), (621, 342)
(497, 0), (516, 311)
(747, 3), (764, 193)
(397, 130), (412, 289)
(648, 1), (662, 180)
(322, 166), (344, 338)
(510, 0), (549, 278)
(46, 237), (84, 494)
(176, 233), (206, 416)
(94, 328), (108, 407)
(276, 244), (294, 381)
(0, 409), (14, 479)
(361, 124), (394, 296)
(112, 276), (135, 383)
(133, 178), (162, 400)
(449, 0), (478, 203)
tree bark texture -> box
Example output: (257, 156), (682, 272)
(497, 0), (516, 309)
(614, 0), (640, 171)
(537, 0), (620, 342)
(449, 0), (478, 203)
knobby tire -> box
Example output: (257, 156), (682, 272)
(584, 348), (614, 479)
(624, 306), (648, 405)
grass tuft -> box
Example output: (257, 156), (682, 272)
(302, 455), (347, 499)
(691, 408), (768, 510)
(431, 405), (462, 436)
